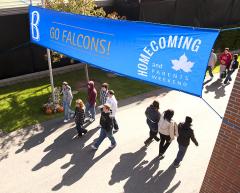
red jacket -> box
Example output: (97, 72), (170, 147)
(219, 52), (232, 68)
(87, 81), (97, 106)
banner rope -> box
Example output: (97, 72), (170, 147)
(220, 27), (240, 32)
(201, 97), (223, 119)
(0, 41), (30, 56)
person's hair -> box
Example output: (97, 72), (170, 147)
(108, 90), (114, 95)
(103, 103), (111, 110)
(102, 83), (109, 89)
(225, 48), (229, 51)
(233, 54), (238, 60)
(184, 116), (192, 126)
(152, 100), (159, 109)
(163, 109), (174, 122)
(62, 81), (68, 85)
(76, 99), (85, 109)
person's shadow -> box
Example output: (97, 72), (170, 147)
(52, 144), (113, 191)
(204, 79), (229, 99)
(108, 146), (147, 185)
(15, 119), (93, 154)
(32, 126), (99, 171)
(123, 159), (180, 193)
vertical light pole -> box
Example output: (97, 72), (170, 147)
(82, 0), (90, 83)
(41, 0), (56, 105)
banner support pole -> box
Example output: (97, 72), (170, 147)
(41, 0), (56, 106)
(84, 64), (89, 83)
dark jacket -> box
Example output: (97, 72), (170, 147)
(177, 123), (198, 147)
(100, 111), (113, 132)
(88, 81), (97, 107)
(74, 107), (85, 125)
(145, 105), (161, 132)
(231, 60), (239, 70)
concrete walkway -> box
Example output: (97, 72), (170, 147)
(0, 72), (237, 193)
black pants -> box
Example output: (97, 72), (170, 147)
(113, 117), (119, 130)
(159, 133), (171, 155)
(224, 69), (235, 84)
(207, 66), (214, 77)
(145, 130), (159, 143)
(76, 123), (87, 136)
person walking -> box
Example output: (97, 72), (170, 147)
(62, 81), (73, 123)
(100, 83), (109, 105)
(206, 49), (217, 79)
(106, 90), (119, 132)
(224, 54), (239, 84)
(73, 99), (87, 138)
(219, 48), (232, 79)
(85, 81), (97, 122)
(158, 109), (177, 159)
(173, 116), (198, 168)
(91, 103), (116, 150)
(144, 100), (161, 147)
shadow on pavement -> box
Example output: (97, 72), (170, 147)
(123, 160), (180, 193)
(204, 79), (230, 99)
(52, 144), (113, 191)
(15, 119), (93, 155)
(32, 126), (99, 171)
(109, 146), (147, 185)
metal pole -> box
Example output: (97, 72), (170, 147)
(41, 0), (55, 104)
(84, 64), (89, 83)
(82, 3), (90, 84)
(47, 49), (55, 104)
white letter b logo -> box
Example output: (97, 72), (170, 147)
(31, 11), (40, 41)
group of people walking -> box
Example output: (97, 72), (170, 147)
(206, 48), (239, 84)
(61, 80), (119, 149)
(144, 100), (198, 168)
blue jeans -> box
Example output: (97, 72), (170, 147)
(174, 144), (188, 165)
(63, 100), (72, 120)
(85, 102), (96, 119)
(94, 128), (116, 148)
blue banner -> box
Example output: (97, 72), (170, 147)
(29, 6), (219, 96)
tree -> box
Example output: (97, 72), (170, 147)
(45, 0), (106, 16)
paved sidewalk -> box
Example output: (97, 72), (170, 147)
(0, 72), (237, 193)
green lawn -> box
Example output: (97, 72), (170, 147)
(0, 67), (158, 133)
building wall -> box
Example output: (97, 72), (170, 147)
(200, 68), (240, 193)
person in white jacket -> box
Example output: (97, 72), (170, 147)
(158, 109), (177, 159)
(106, 90), (119, 131)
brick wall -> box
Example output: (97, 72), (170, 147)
(200, 69), (240, 193)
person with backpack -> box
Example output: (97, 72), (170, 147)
(224, 54), (239, 84)
(144, 100), (161, 147)
(173, 116), (199, 168)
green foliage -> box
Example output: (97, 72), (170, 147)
(215, 29), (240, 52)
(45, 0), (106, 16)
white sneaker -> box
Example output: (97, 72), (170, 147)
(63, 119), (68, 123)
(91, 145), (98, 150)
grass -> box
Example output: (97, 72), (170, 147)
(0, 67), (158, 133)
